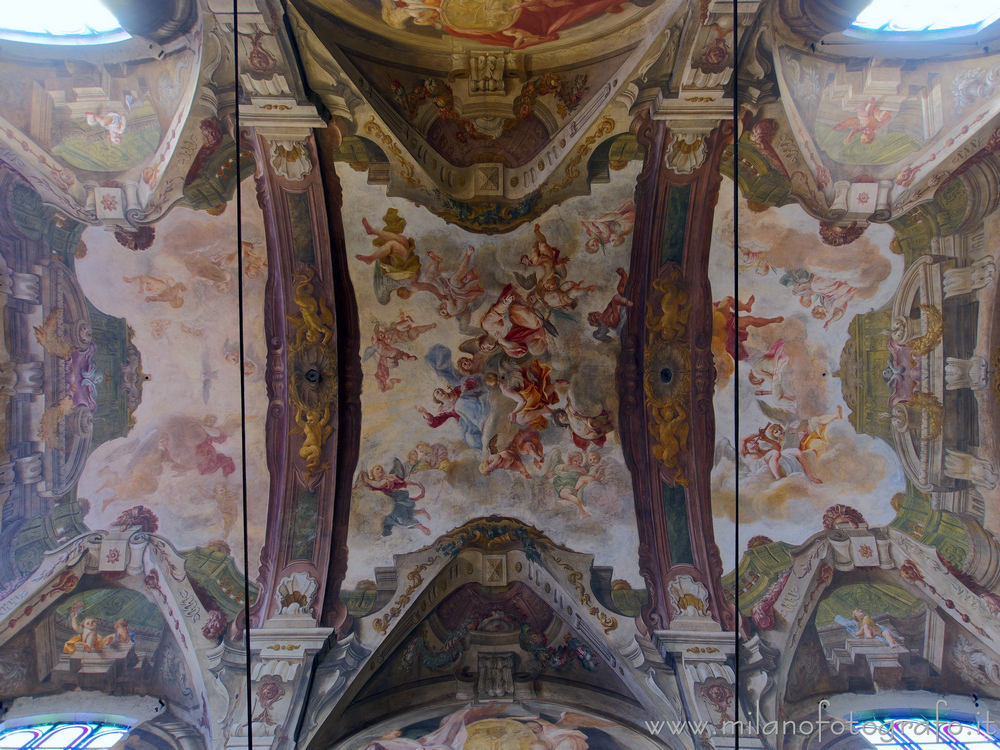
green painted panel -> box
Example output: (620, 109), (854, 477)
(291, 489), (319, 561)
(661, 184), (691, 266)
(342, 587), (379, 617)
(182, 135), (255, 211)
(57, 587), (166, 630)
(86, 302), (142, 448)
(663, 482), (694, 566)
(729, 540), (796, 613)
(183, 547), (260, 618)
(286, 191), (315, 265)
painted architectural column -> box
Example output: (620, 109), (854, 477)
(313, 121), (364, 633)
(244, 126), (341, 629)
(620, 113), (736, 634)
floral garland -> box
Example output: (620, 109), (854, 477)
(516, 72), (588, 123)
(519, 622), (599, 672)
(389, 73), (589, 143)
(434, 519), (543, 563)
(440, 191), (539, 230)
(401, 609), (520, 670)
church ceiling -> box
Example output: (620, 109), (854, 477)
(286, 0), (686, 232)
(5, 0), (1000, 748)
(0, 0), (721, 737)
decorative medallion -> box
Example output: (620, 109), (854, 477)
(643, 268), (692, 484)
(440, 0), (521, 32)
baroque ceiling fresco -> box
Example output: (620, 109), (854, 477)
(341, 159), (644, 591)
(734, 0), (1000, 741)
(3, 0), (1000, 749)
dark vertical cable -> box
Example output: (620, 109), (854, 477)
(732, 0), (743, 742)
(732, 0), (741, 589)
(232, 0), (253, 747)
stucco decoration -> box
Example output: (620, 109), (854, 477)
(668, 575), (714, 627)
(270, 140), (314, 182)
(276, 572), (319, 616)
(665, 132), (708, 175)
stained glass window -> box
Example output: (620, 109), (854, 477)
(0, 724), (128, 750)
(858, 718), (1000, 750)
(0, 0), (130, 45)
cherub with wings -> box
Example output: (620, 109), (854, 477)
(738, 243), (771, 276)
(86, 111), (127, 144)
(517, 224), (570, 289)
(96, 414), (245, 511)
(362, 313), (436, 392)
(478, 283), (552, 358)
(550, 397), (613, 451)
(835, 608), (903, 649)
(293, 404), (332, 481)
(181, 250), (232, 293)
(714, 294), (783, 361)
(746, 338), (794, 403)
(357, 210), (444, 304)
(123, 275), (186, 308)
(354, 459), (431, 537)
(742, 401), (844, 484)
(423, 246), (486, 333)
(833, 97), (893, 145)
(539, 277), (596, 313)
(791, 274), (857, 330)
(484, 359), (562, 430)
(544, 449), (599, 517)
(480, 430), (544, 480)
(588, 268), (632, 343)
(241, 241), (268, 278)
(210, 481), (239, 538)
(580, 196), (636, 254)
(150, 318), (172, 340)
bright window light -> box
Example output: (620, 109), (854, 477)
(0, 724), (128, 750)
(857, 718), (1000, 750)
(853, 0), (1000, 32)
(0, 0), (130, 43)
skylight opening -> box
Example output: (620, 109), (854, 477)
(0, 0), (131, 45)
(857, 718), (1000, 750)
(851, 0), (1000, 33)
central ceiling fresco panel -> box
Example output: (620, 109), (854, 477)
(341, 159), (642, 593)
